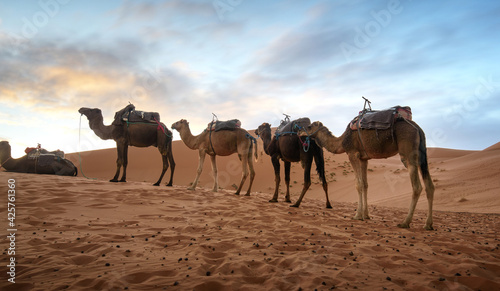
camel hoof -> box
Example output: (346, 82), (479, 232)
(166, 183), (173, 187)
(234, 192), (240, 196)
(153, 183), (160, 187)
(326, 204), (333, 209)
(285, 199), (292, 203)
(397, 223), (410, 229)
(109, 179), (119, 183)
(290, 204), (299, 208)
(244, 193), (251, 196)
(269, 199), (278, 203)
(187, 187), (195, 191)
(424, 225), (434, 231)
(119, 180), (127, 183)
(352, 216), (364, 221)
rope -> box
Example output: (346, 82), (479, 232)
(245, 133), (257, 144)
(78, 115), (97, 180)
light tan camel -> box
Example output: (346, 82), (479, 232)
(171, 119), (258, 195)
(298, 120), (435, 230)
(79, 107), (175, 186)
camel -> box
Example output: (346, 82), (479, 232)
(254, 121), (332, 208)
(171, 119), (257, 195)
(0, 141), (77, 176)
(78, 106), (175, 186)
(297, 119), (435, 230)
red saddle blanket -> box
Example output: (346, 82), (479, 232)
(350, 106), (412, 130)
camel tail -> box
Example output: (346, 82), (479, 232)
(418, 126), (430, 180)
(312, 141), (327, 184)
(253, 137), (259, 162)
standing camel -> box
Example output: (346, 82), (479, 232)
(79, 107), (175, 186)
(254, 121), (332, 208)
(298, 119), (435, 230)
(0, 141), (77, 176)
(171, 119), (257, 195)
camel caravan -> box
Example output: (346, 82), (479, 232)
(0, 98), (434, 229)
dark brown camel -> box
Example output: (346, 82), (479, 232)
(79, 106), (175, 186)
(0, 141), (77, 176)
(254, 120), (332, 208)
(298, 119), (435, 230)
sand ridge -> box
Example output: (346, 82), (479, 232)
(1, 140), (499, 290)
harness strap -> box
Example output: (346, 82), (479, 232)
(245, 133), (257, 144)
(0, 156), (12, 170)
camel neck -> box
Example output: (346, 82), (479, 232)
(178, 125), (202, 150)
(319, 129), (345, 154)
(259, 129), (273, 155)
(88, 115), (114, 140)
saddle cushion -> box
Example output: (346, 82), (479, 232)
(350, 106), (412, 130)
(123, 110), (161, 123)
(112, 104), (160, 125)
(276, 117), (311, 135)
(206, 119), (241, 132)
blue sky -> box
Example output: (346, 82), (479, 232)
(1, 0), (499, 157)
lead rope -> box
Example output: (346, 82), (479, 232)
(78, 115), (97, 180)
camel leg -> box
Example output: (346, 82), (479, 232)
(291, 155), (313, 208)
(284, 161), (292, 203)
(269, 155), (281, 202)
(398, 159), (423, 229)
(119, 145), (128, 182)
(423, 174), (435, 230)
(235, 153), (249, 196)
(210, 155), (219, 192)
(111, 142), (125, 182)
(349, 153), (369, 220)
(245, 149), (255, 196)
(313, 144), (332, 209)
(166, 146), (175, 186)
(189, 150), (206, 190)
(153, 153), (169, 186)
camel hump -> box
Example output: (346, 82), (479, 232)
(206, 119), (241, 132)
(350, 106), (412, 130)
(276, 117), (311, 135)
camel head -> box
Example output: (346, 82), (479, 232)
(0, 141), (11, 152)
(298, 121), (324, 137)
(78, 107), (103, 120)
(171, 119), (189, 131)
(254, 123), (271, 138)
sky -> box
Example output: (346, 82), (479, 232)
(1, 0), (499, 158)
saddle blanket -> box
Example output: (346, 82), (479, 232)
(206, 119), (241, 132)
(276, 117), (311, 135)
(350, 106), (412, 131)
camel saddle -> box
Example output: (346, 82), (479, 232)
(27, 148), (65, 159)
(113, 104), (161, 125)
(350, 106), (412, 131)
(276, 117), (311, 136)
(206, 119), (241, 132)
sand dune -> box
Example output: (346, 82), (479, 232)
(1, 138), (499, 290)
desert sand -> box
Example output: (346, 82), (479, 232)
(1, 136), (499, 290)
